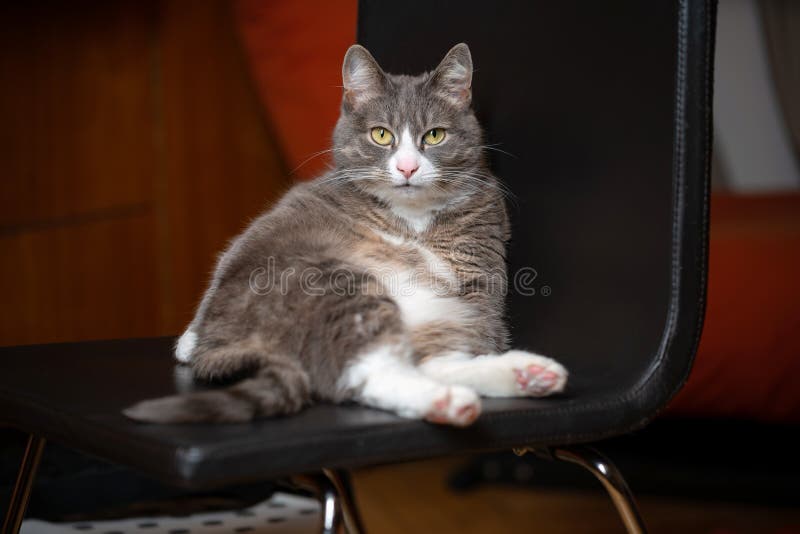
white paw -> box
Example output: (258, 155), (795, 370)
(501, 350), (568, 397)
(425, 385), (482, 427)
(174, 329), (197, 363)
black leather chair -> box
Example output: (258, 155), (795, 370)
(0, 1), (716, 533)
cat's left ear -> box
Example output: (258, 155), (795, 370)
(429, 43), (473, 109)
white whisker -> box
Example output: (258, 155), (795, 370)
(291, 148), (345, 175)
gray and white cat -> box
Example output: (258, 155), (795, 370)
(124, 43), (567, 427)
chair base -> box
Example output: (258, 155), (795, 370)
(308, 447), (646, 534)
(516, 444), (648, 534)
(2, 435), (641, 534)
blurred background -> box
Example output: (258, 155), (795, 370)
(0, 0), (798, 533)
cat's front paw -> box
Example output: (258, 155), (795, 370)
(425, 385), (481, 427)
(503, 350), (568, 397)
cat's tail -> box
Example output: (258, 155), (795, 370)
(122, 359), (312, 424)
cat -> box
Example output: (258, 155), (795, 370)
(123, 43), (567, 427)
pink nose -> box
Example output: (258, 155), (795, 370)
(396, 159), (419, 179)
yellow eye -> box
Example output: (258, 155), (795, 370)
(423, 128), (446, 145)
(370, 127), (394, 146)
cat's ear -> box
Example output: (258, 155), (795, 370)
(342, 45), (386, 109)
(429, 43), (473, 109)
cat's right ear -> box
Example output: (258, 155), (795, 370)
(342, 45), (386, 109)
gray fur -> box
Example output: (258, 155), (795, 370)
(124, 44), (510, 424)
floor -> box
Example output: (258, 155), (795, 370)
(351, 456), (800, 534)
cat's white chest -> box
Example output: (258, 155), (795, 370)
(374, 231), (471, 328)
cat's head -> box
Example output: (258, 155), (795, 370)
(332, 43), (486, 209)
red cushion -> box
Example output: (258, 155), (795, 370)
(666, 194), (800, 423)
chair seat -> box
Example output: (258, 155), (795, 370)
(0, 337), (627, 489)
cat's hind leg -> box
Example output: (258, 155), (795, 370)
(418, 350), (568, 398)
(338, 343), (481, 427)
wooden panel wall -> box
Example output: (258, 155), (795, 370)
(0, 1), (289, 346)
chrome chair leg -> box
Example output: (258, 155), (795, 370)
(2, 435), (46, 534)
(554, 445), (647, 534)
(316, 474), (342, 534)
(291, 471), (349, 534)
(322, 469), (366, 534)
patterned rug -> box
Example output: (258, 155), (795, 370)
(21, 492), (321, 534)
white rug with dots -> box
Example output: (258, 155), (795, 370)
(21, 493), (321, 534)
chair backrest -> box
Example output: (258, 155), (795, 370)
(359, 0), (715, 429)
